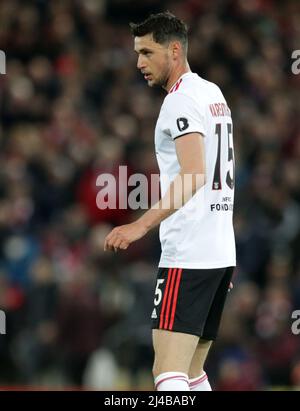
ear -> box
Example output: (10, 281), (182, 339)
(170, 40), (181, 59)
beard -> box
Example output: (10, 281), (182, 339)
(150, 70), (169, 89)
(150, 58), (171, 88)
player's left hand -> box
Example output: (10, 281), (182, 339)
(104, 221), (148, 252)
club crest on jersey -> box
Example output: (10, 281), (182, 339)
(176, 117), (189, 131)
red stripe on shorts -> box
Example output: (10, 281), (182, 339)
(163, 268), (178, 329)
(159, 268), (172, 329)
(168, 268), (182, 330)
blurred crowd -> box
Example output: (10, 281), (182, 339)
(0, 0), (300, 390)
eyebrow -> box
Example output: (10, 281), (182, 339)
(135, 47), (153, 54)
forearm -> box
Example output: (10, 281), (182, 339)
(137, 170), (205, 232)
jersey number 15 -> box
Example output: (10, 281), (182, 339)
(212, 122), (235, 190)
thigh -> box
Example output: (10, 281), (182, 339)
(189, 338), (212, 378)
(152, 329), (199, 376)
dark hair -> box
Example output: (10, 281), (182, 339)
(129, 11), (188, 51)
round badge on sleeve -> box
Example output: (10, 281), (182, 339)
(176, 117), (189, 131)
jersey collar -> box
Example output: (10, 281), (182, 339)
(168, 72), (195, 94)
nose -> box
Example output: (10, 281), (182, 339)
(137, 54), (146, 70)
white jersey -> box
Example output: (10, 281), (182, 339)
(155, 72), (236, 269)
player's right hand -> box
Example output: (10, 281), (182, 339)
(103, 220), (148, 252)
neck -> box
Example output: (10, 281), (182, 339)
(164, 61), (191, 92)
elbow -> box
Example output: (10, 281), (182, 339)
(181, 169), (206, 190)
(195, 172), (206, 189)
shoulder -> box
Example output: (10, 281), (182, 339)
(168, 73), (201, 98)
(163, 75), (199, 108)
(166, 74), (221, 103)
(160, 92), (197, 120)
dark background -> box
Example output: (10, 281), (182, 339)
(0, 0), (300, 390)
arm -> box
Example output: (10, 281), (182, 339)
(136, 132), (205, 231)
(104, 132), (206, 252)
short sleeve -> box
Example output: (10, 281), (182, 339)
(161, 92), (205, 140)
